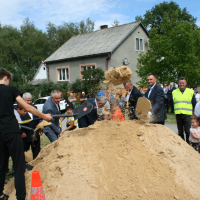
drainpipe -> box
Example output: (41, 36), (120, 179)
(44, 63), (50, 82)
(106, 53), (111, 71)
(105, 53), (111, 90)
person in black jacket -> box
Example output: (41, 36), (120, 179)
(20, 92), (42, 159)
(123, 80), (143, 120)
(146, 73), (166, 125)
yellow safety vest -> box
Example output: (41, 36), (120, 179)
(172, 88), (194, 115)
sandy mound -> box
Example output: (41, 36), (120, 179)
(5, 121), (200, 200)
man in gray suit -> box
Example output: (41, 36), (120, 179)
(42, 90), (62, 142)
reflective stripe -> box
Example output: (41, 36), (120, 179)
(174, 101), (192, 104)
(174, 108), (193, 111)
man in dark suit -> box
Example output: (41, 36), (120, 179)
(78, 96), (107, 128)
(42, 90), (62, 142)
(146, 73), (166, 125)
(168, 82), (176, 113)
(20, 92), (41, 159)
(123, 80), (143, 120)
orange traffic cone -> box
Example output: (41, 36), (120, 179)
(30, 170), (46, 200)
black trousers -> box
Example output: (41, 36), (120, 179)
(176, 114), (191, 144)
(23, 137), (40, 160)
(169, 99), (174, 113)
(0, 132), (26, 200)
(164, 98), (169, 112)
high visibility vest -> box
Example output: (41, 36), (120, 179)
(172, 88), (194, 115)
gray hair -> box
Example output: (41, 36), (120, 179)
(170, 82), (174, 86)
(197, 87), (200, 90)
(96, 96), (107, 104)
(22, 92), (32, 100)
(51, 90), (61, 97)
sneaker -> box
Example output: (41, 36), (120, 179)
(0, 194), (9, 200)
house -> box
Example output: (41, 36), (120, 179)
(44, 21), (149, 86)
(29, 63), (47, 85)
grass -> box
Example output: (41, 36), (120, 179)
(165, 112), (176, 124)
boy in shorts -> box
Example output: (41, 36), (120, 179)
(0, 68), (52, 200)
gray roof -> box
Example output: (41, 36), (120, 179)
(45, 21), (148, 63)
(28, 78), (47, 85)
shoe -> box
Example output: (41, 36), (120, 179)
(0, 194), (9, 200)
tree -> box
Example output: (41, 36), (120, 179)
(135, 1), (197, 34)
(111, 20), (120, 27)
(81, 68), (105, 98)
(136, 11), (200, 87)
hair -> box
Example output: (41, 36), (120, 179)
(191, 116), (200, 123)
(170, 82), (174, 86)
(123, 80), (132, 86)
(51, 90), (61, 97)
(115, 87), (122, 98)
(22, 92), (32, 100)
(110, 99), (119, 107)
(0, 68), (13, 81)
(96, 96), (107, 104)
(197, 87), (200, 90)
(102, 111), (112, 117)
(179, 77), (186, 81)
(147, 73), (157, 79)
(17, 103), (24, 110)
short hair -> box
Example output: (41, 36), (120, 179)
(191, 116), (199, 123)
(123, 80), (132, 85)
(51, 90), (61, 97)
(147, 73), (157, 79)
(0, 68), (13, 81)
(170, 82), (174, 86)
(197, 87), (200, 90)
(179, 77), (186, 81)
(102, 111), (112, 117)
(22, 92), (32, 100)
(110, 99), (119, 107)
(96, 96), (107, 104)
(17, 103), (24, 110)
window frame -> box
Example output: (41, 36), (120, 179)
(136, 37), (144, 52)
(56, 66), (70, 82)
(80, 63), (96, 79)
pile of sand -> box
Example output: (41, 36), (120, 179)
(5, 120), (200, 200)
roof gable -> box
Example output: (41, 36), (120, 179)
(45, 21), (148, 63)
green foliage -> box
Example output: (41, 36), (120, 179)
(136, 11), (200, 87)
(111, 20), (120, 27)
(70, 78), (85, 94)
(81, 68), (105, 98)
(135, 1), (197, 34)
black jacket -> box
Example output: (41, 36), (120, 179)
(146, 84), (166, 123)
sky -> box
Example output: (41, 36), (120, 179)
(0, 0), (200, 31)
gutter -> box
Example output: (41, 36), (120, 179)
(44, 53), (110, 65)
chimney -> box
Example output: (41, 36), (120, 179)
(100, 25), (108, 30)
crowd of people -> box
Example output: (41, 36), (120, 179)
(1, 67), (200, 200)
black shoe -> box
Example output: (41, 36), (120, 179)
(0, 194), (9, 200)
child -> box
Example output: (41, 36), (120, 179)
(189, 117), (200, 152)
(102, 111), (112, 120)
(14, 103), (27, 122)
(61, 103), (78, 134)
(110, 99), (125, 122)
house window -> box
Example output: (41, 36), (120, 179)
(136, 38), (143, 51)
(57, 68), (69, 81)
(81, 65), (95, 71)
(80, 64), (96, 79)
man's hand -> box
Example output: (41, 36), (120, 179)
(147, 113), (151, 119)
(21, 133), (27, 138)
(59, 133), (63, 137)
(97, 118), (102, 121)
(42, 113), (53, 121)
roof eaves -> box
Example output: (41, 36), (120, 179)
(111, 21), (149, 54)
(44, 52), (110, 64)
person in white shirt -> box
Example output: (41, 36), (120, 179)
(195, 87), (200, 103)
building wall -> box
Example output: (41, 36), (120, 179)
(48, 55), (107, 83)
(108, 25), (149, 86)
